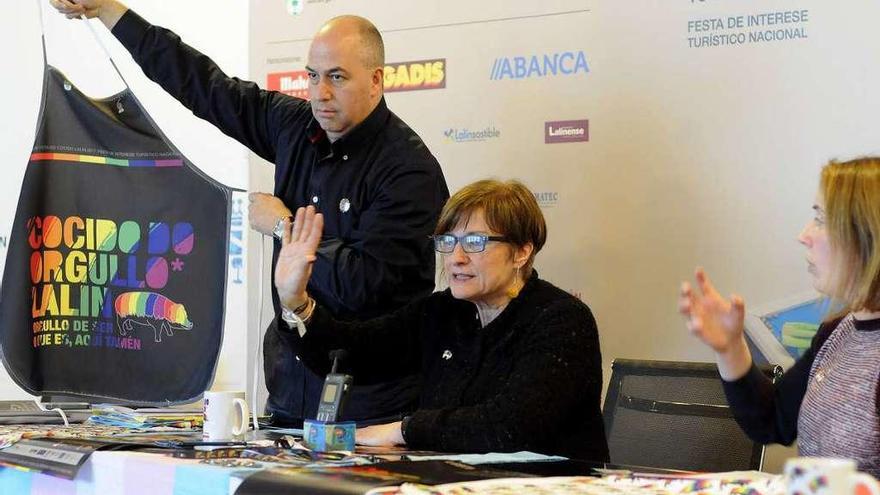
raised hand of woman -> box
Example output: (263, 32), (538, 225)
(275, 206), (323, 311)
(679, 268), (752, 380)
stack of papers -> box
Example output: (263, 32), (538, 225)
(87, 405), (203, 430)
(0, 423), (147, 449)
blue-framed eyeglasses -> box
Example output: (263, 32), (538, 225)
(431, 234), (509, 253)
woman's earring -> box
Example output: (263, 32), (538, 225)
(506, 266), (521, 299)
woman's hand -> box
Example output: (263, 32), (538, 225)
(274, 206), (323, 311)
(356, 421), (404, 447)
(679, 268), (752, 380)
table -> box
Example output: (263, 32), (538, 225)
(0, 436), (780, 495)
(0, 450), (259, 495)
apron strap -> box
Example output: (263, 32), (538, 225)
(35, 0), (48, 67)
(35, 0), (133, 91)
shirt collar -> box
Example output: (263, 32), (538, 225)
(305, 97), (390, 154)
(852, 314), (880, 332)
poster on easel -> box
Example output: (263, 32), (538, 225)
(744, 292), (833, 370)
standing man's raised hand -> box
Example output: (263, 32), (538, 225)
(49, 0), (128, 28)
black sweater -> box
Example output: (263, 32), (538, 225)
(276, 274), (610, 461)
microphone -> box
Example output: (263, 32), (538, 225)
(303, 349), (355, 452)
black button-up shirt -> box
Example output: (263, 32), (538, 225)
(275, 98), (447, 320)
(114, 11), (449, 423)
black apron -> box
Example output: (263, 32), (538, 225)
(0, 25), (233, 404)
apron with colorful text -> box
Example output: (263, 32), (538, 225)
(0, 33), (232, 403)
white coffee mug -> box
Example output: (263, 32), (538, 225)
(785, 457), (880, 495)
(202, 390), (249, 441)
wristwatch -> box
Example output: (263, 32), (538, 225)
(272, 215), (294, 240)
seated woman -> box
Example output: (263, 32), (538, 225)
(272, 179), (608, 460)
(678, 157), (880, 476)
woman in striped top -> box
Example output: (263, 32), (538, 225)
(679, 157), (880, 476)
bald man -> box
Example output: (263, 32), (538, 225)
(52, 0), (448, 426)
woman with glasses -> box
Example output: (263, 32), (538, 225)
(272, 179), (609, 460)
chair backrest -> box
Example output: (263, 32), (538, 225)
(602, 359), (782, 472)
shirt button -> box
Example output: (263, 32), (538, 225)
(342, 155), (349, 161)
(312, 196), (319, 204)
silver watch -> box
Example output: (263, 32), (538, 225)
(272, 215), (294, 240)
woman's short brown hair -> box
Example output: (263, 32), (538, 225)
(434, 179), (547, 277)
(822, 157), (880, 312)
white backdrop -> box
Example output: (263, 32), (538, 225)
(250, 0), (880, 385)
(3, 0), (880, 471)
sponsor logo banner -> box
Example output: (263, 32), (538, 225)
(269, 60), (446, 97)
(490, 51), (589, 81)
(385, 59), (446, 92)
(267, 71), (309, 99)
(545, 120), (589, 144)
(443, 127), (501, 143)
(533, 191), (559, 208)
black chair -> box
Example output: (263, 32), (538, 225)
(602, 359), (782, 472)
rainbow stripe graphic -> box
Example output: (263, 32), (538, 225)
(115, 292), (192, 328)
(30, 152), (182, 168)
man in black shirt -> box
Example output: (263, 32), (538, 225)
(52, 0), (449, 425)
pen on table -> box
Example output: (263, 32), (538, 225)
(187, 441), (249, 447)
(160, 441), (249, 448)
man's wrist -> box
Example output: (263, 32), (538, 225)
(100, 1), (129, 29)
(272, 215), (295, 240)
